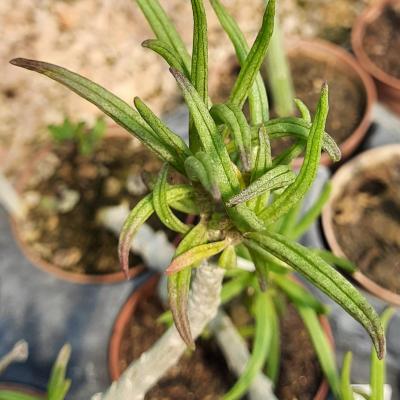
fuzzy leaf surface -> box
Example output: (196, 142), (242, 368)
(168, 222), (208, 347)
(245, 231), (385, 359)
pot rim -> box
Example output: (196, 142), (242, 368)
(108, 274), (334, 400)
(351, 0), (400, 90)
(321, 144), (400, 306)
(0, 383), (45, 397)
(287, 38), (377, 167)
(10, 124), (147, 285)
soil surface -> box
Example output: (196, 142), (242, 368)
(213, 52), (365, 157)
(363, 4), (400, 79)
(118, 295), (236, 399)
(18, 134), (178, 275)
(290, 55), (365, 146)
(228, 298), (322, 400)
(276, 303), (322, 400)
(332, 156), (400, 293)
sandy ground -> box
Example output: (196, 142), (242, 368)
(0, 0), (375, 174)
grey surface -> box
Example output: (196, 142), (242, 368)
(0, 206), (148, 398)
(301, 114), (400, 398)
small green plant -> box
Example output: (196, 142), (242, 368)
(0, 344), (71, 400)
(340, 308), (394, 400)
(48, 117), (106, 156)
(10, 0), (385, 398)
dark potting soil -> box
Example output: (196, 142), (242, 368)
(18, 135), (179, 275)
(276, 304), (322, 400)
(290, 55), (365, 146)
(211, 52), (365, 155)
(118, 295), (236, 399)
(332, 156), (400, 294)
(363, 4), (400, 79)
(228, 299), (322, 400)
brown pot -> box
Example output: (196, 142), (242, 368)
(322, 144), (400, 306)
(108, 275), (334, 400)
(352, 0), (400, 115)
(10, 125), (147, 284)
(0, 383), (45, 398)
(287, 39), (377, 167)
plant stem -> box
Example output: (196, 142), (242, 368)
(0, 173), (26, 220)
(210, 310), (277, 400)
(92, 263), (224, 400)
(264, 11), (295, 117)
(0, 340), (29, 374)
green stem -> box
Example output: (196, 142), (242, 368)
(264, 12), (295, 117)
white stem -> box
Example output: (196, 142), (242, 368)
(210, 311), (277, 400)
(0, 340), (29, 374)
(96, 203), (174, 273)
(92, 263), (224, 400)
(0, 174), (26, 219)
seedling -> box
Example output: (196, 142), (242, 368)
(48, 117), (106, 156)
(0, 344), (71, 400)
(10, 0), (385, 398)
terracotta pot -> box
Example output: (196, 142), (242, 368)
(322, 144), (400, 306)
(10, 125), (148, 285)
(352, 0), (400, 115)
(108, 275), (334, 400)
(0, 383), (45, 398)
(287, 39), (377, 167)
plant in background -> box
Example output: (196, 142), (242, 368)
(0, 344), (71, 400)
(48, 117), (106, 156)
(10, 0), (385, 398)
(340, 308), (394, 400)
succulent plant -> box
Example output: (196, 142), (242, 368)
(10, 0), (385, 397)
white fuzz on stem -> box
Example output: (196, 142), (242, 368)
(92, 263), (224, 400)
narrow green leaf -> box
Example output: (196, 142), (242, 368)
(189, 0), (209, 153)
(218, 245), (237, 270)
(251, 126), (272, 182)
(223, 292), (274, 400)
(297, 306), (341, 399)
(273, 274), (327, 314)
(196, 151), (222, 200)
(210, 103), (252, 171)
(370, 308), (395, 400)
(294, 98), (311, 123)
(119, 185), (195, 276)
(210, 0), (269, 124)
(10, 59), (185, 173)
(249, 248), (269, 291)
(250, 126), (272, 213)
(153, 165), (191, 234)
(170, 68), (239, 198)
(245, 231), (385, 359)
(265, 298), (280, 384)
(229, 0), (275, 110)
(134, 96), (191, 160)
(220, 273), (251, 305)
(250, 117), (341, 162)
(341, 352), (355, 400)
(136, 0), (191, 73)
(47, 344), (71, 400)
(184, 156), (212, 192)
(272, 142), (304, 167)
(142, 39), (190, 77)
(313, 249), (357, 274)
(168, 221), (209, 347)
(166, 239), (230, 275)
(0, 392), (42, 400)
(277, 200), (303, 236)
(260, 84), (329, 225)
(227, 165), (296, 207)
(290, 181), (332, 240)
